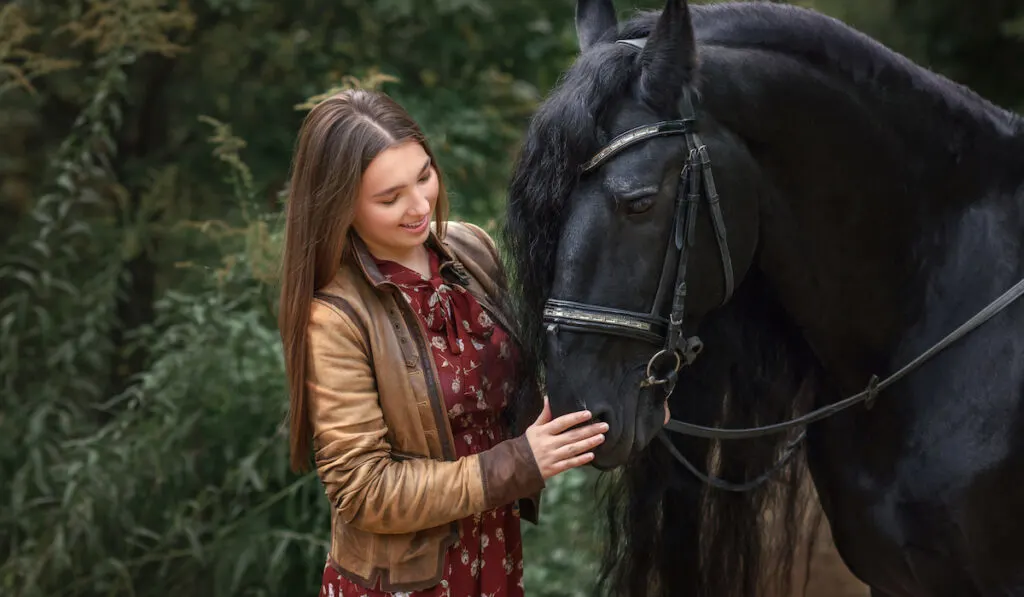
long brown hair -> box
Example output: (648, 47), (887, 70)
(279, 88), (449, 472)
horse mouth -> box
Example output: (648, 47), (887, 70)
(590, 364), (664, 470)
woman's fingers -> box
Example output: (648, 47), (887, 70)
(554, 421), (608, 446)
(568, 430), (606, 453)
(556, 452), (595, 473)
(525, 402), (614, 477)
(543, 409), (594, 434)
(532, 395), (553, 426)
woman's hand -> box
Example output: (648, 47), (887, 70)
(524, 395), (608, 480)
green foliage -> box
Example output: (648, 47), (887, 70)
(0, 4), (78, 97)
(0, 0), (603, 595)
(521, 468), (606, 597)
(0, 29), (325, 590)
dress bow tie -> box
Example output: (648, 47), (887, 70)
(385, 265), (494, 355)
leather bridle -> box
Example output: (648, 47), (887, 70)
(544, 38), (734, 401)
(541, 37), (1024, 492)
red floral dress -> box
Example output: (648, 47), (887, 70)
(320, 246), (525, 597)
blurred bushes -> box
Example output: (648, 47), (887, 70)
(0, 0), (611, 594)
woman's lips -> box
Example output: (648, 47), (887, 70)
(401, 216), (428, 233)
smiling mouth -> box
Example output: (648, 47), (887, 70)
(401, 216), (427, 230)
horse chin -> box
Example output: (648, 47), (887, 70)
(590, 423), (660, 470)
(590, 387), (664, 470)
(590, 442), (633, 470)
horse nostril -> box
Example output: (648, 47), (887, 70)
(590, 408), (613, 430)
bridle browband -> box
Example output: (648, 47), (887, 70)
(540, 36), (1024, 493)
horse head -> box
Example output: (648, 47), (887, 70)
(511, 0), (763, 468)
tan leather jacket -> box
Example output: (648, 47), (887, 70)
(306, 221), (544, 592)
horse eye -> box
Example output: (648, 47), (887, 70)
(626, 195), (655, 215)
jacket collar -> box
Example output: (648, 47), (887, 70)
(348, 227), (469, 289)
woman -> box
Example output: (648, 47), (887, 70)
(278, 88), (608, 596)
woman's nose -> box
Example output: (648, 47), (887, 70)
(409, 188), (431, 215)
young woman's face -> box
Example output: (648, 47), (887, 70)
(352, 140), (439, 261)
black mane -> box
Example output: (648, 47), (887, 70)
(503, 41), (643, 397)
(626, 3), (1022, 135)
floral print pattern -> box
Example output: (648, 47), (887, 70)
(321, 247), (523, 597)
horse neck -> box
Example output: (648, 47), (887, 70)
(700, 44), (1024, 391)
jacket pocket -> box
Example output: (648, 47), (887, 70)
(335, 516), (376, 567)
(388, 522), (454, 570)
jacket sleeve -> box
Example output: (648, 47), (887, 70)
(306, 299), (545, 535)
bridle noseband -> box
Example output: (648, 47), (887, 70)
(543, 38), (734, 400)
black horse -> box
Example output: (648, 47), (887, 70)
(502, 1), (1024, 596)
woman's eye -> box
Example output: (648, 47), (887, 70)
(626, 195), (655, 215)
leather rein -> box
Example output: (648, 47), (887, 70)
(541, 37), (1024, 492)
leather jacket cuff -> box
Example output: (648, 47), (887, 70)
(478, 434), (546, 510)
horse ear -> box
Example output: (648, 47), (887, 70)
(639, 0), (697, 113)
(576, 0), (618, 51)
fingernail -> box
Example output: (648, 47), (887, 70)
(601, 423), (609, 431)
